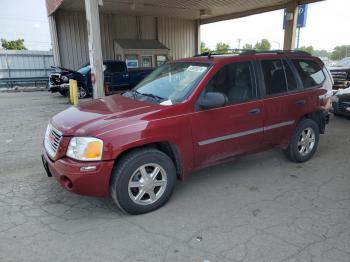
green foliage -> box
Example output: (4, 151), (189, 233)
(215, 42), (230, 54)
(254, 39), (271, 51)
(1, 38), (27, 50)
(242, 43), (253, 50)
(297, 46), (314, 55)
(200, 42), (211, 53)
(331, 45), (350, 60)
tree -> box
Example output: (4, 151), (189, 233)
(297, 46), (314, 55)
(1, 38), (27, 50)
(313, 49), (331, 58)
(331, 45), (350, 60)
(254, 39), (271, 51)
(242, 43), (253, 50)
(215, 42), (230, 54)
(200, 42), (211, 53)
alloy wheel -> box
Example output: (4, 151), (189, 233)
(128, 163), (167, 206)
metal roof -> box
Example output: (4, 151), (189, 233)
(115, 39), (169, 50)
(47, 0), (323, 24)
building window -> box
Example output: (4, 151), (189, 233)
(156, 55), (167, 67)
(125, 55), (139, 68)
(141, 56), (153, 68)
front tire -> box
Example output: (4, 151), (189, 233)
(59, 89), (68, 97)
(110, 148), (176, 215)
(285, 118), (320, 162)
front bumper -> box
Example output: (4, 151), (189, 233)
(42, 150), (114, 197)
(332, 101), (350, 117)
(49, 84), (69, 93)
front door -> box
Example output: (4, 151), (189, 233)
(191, 61), (264, 168)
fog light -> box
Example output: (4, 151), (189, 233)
(80, 166), (97, 172)
(346, 107), (350, 112)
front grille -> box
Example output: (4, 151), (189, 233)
(338, 101), (350, 113)
(44, 124), (63, 158)
(331, 71), (347, 81)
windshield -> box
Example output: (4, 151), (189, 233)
(335, 58), (350, 67)
(77, 64), (91, 74)
(130, 62), (211, 104)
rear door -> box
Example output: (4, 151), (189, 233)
(191, 61), (264, 167)
(259, 58), (313, 148)
(105, 62), (130, 92)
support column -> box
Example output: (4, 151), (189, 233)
(283, 1), (298, 50)
(195, 20), (201, 55)
(85, 0), (104, 99)
(48, 15), (61, 66)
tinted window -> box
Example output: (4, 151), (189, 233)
(291, 59), (325, 88)
(206, 62), (256, 104)
(106, 62), (125, 73)
(283, 60), (298, 91)
(261, 59), (287, 95)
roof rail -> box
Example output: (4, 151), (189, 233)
(194, 49), (311, 58)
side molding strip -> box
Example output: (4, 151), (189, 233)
(198, 120), (295, 146)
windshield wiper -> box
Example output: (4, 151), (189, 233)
(140, 92), (165, 102)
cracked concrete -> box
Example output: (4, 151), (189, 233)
(0, 92), (350, 262)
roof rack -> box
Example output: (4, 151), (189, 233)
(194, 49), (311, 58)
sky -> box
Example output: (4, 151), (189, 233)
(201, 0), (350, 51)
(0, 0), (349, 52)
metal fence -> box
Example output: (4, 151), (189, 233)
(0, 50), (54, 88)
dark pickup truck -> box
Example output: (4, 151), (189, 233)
(49, 60), (153, 98)
(329, 57), (350, 90)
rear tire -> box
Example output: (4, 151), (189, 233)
(285, 119), (320, 162)
(109, 148), (176, 215)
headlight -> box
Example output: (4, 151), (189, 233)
(66, 137), (103, 161)
(331, 96), (339, 103)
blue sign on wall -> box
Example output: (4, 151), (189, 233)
(283, 4), (308, 29)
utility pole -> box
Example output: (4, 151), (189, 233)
(237, 38), (242, 49)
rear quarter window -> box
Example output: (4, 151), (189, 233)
(291, 59), (325, 88)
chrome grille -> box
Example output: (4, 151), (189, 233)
(44, 124), (63, 158)
(331, 71), (347, 81)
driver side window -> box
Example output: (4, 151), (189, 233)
(205, 62), (257, 104)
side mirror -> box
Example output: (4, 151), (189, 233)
(197, 92), (227, 109)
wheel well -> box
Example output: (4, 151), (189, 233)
(114, 142), (183, 180)
(304, 111), (326, 134)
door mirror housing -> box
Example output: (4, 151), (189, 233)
(198, 92), (227, 109)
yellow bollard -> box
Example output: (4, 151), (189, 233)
(69, 79), (79, 106)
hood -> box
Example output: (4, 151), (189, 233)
(335, 86), (350, 96)
(51, 66), (80, 74)
(51, 95), (161, 136)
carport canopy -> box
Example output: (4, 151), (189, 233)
(46, 0), (324, 98)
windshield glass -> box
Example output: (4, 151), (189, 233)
(131, 62), (211, 104)
(335, 58), (350, 67)
(77, 64), (91, 74)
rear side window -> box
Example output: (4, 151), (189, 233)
(283, 60), (298, 91)
(261, 59), (287, 95)
(206, 61), (257, 104)
(105, 62), (126, 73)
(291, 59), (325, 88)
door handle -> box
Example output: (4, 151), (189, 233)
(123, 74), (129, 77)
(296, 99), (306, 105)
(248, 108), (261, 115)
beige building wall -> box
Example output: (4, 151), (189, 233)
(52, 11), (197, 69)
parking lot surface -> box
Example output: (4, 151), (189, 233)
(0, 91), (350, 262)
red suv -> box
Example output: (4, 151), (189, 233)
(42, 50), (332, 214)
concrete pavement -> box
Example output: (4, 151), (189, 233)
(0, 92), (349, 262)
